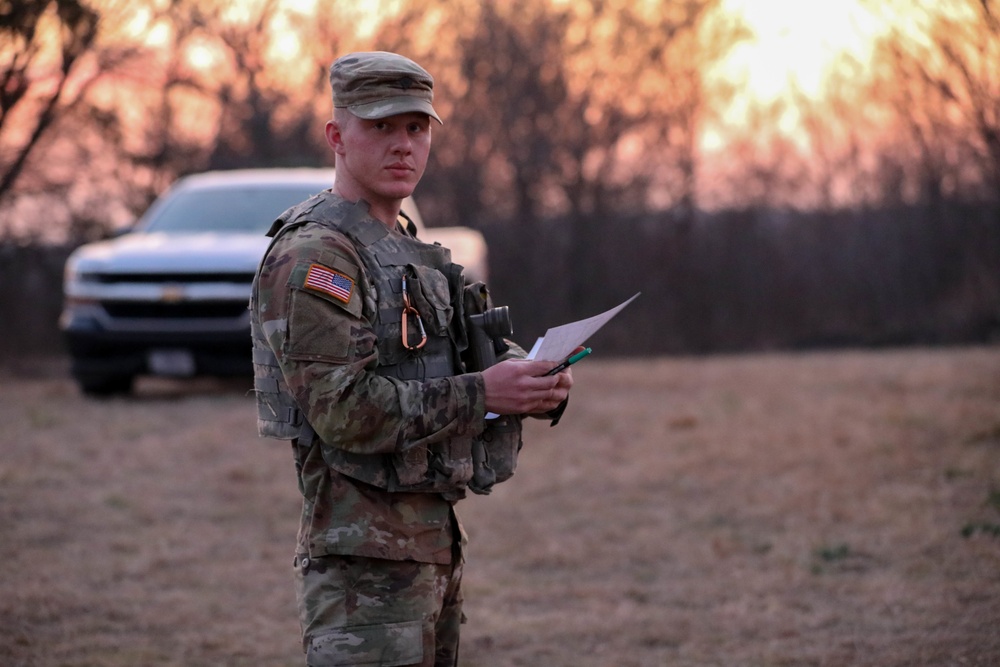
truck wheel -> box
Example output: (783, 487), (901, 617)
(76, 374), (135, 397)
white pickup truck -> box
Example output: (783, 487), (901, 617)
(60, 168), (488, 395)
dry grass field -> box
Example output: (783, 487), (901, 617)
(1, 347), (999, 667)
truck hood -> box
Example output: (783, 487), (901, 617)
(69, 232), (270, 275)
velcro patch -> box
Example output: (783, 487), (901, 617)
(303, 263), (354, 303)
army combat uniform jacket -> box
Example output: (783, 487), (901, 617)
(251, 192), (513, 566)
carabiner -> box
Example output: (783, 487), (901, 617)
(401, 276), (427, 350)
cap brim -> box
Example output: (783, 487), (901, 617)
(347, 96), (443, 124)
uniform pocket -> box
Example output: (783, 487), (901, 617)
(406, 264), (453, 335)
(286, 290), (354, 362)
(306, 619), (423, 666)
(470, 415), (523, 495)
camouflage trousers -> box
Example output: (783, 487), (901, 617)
(294, 551), (465, 667)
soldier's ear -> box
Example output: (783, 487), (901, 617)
(325, 120), (345, 155)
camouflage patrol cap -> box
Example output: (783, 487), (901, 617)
(329, 51), (442, 124)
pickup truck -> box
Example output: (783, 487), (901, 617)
(60, 168), (488, 395)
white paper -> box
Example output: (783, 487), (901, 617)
(484, 293), (639, 420)
(531, 292), (640, 362)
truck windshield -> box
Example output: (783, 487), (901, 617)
(141, 185), (326, 234)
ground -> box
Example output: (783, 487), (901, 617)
(1, 347), (998, 666)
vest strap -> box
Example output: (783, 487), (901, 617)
(374, 354), (455, 381)
(255, 376), (280, 394)
(253, 346), (278, 364)
(340, 200), (388, 246)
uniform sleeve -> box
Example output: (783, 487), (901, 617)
(257, 228), (487, 456)
(499, 339), (528, 362)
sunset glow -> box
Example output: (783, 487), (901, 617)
(714, 0), (888, 103)
(699, 0), (892, 154)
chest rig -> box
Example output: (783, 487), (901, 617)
(251, 194), (519, 497)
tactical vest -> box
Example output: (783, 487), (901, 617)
(250, 194), (521, 496)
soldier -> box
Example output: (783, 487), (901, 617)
(250, 51), (573, 666)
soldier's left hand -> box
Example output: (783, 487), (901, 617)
(481, 359), (573, 415)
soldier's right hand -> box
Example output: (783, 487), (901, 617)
(481, 359), (573, 415)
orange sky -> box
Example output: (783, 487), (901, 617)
(702, 0), (890, 149)
(714, 0), (887, 102)
(133, 0), (891, 135)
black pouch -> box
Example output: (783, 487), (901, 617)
(462, 281), (524, 495)
(469, 414), (523, 495)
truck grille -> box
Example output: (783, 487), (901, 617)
(102, 301), (248, 319)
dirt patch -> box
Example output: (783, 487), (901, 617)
(2, 348), (999, 666)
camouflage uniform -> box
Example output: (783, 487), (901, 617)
(252, 187), (518, 666)
(249, 50), (545, 667)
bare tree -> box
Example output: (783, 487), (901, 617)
(111, 0), (361, 175)
(0, 0), (400, 243)
(376, 0), (731, 321)
(381, 0), (724, 222)
(0, 0), (99, 199)
(863, 0), (1000, 203)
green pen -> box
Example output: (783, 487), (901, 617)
(545, 347), (592, 376)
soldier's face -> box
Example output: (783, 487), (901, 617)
(327, 111), (432, 206)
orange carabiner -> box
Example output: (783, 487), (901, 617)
(401, 276), (427, 350)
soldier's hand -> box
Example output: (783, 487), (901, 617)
(481, 359), (573, 415)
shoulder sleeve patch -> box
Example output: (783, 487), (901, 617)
(303, 263), (354, 303)
(287, 251), (363, 318)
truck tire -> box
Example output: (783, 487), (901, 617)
(76, 374), (135, 397)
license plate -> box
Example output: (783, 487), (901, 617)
(147, 349), (196, 376)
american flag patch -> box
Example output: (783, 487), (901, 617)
(304, 263), (354, 303)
